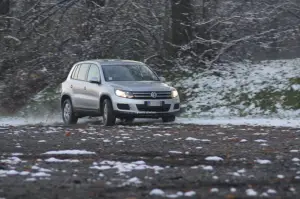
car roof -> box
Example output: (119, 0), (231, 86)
(81, 59), (144, 65)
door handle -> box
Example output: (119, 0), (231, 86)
(70, 85), (73, 89)
(84, 87), (86, 90)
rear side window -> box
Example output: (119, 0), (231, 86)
(77, 64), (90, 81)
(71, 64), (80, 79)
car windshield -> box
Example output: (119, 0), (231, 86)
(102, 64), (159, 81)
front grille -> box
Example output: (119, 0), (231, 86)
(132, 91), (172, 99)
(136, 104), (171, 112)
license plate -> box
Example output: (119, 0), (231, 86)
(146, 101), (162, 106)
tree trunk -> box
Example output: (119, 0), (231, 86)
(171, 0), (193, 48)
(0, 0), (9, 15)
(0, 0), (10, 33)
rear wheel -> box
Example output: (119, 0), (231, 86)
(102, 99), (116, 126)
(62, 99), (78, 124)
(162, 115), (176, 123)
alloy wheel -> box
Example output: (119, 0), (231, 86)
(64, 103), (71, 122)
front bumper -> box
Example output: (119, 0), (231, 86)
(111, 95), (180, 118)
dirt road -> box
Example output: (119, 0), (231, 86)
(0, 121), (300, 198)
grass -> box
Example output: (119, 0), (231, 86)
(223, 85), (300, 116)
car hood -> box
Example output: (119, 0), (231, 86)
(107, 81), (173, 92)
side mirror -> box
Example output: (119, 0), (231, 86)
(89, 77), (101, 84)
(159, 76), (166, 82)
(89, 80), (101, 84)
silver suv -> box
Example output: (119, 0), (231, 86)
(60, 59), (180, 126)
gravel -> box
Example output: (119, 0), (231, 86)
(0, 121), (300, 198)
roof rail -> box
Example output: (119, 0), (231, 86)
(102, 59), (121, 62)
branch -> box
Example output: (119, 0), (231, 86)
(0, 15), (21, 21)
(3, 35), (22, 45)
(206, 29), (277, 69)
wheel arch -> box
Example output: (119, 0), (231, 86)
(61, 94), (72, 109)
(99, 94), (112, 115)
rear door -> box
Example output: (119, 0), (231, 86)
(85, 64), (101, 110)
(68, 64), (80, 108)
(72, 63), (90, 109)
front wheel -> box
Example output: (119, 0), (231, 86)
(62, 99), (78, 124)
(162, 115), (176, 123)
(102, 99), (116, 126)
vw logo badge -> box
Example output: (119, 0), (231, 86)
(151, 92), (157, 98)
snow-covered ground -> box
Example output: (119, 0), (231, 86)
(0, 115), (61, 126)
(0, 116), (299, 128)
(177, 117), (300, 128)
(174, 58), (300, 118)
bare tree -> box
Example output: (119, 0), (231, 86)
(1, 0), (300, 112)
(174, 0), (300, 70)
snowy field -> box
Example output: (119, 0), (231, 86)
(0, 116), (300, 128)
(174, 58), (300, 118)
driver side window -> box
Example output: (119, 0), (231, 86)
(87, 64), (100, 82)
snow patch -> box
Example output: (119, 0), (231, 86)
(166, 192), (183, 198)
(1, 157), (24, 164)
(277, 174), (284, 179)
(210, 188), (219, 193)
(25, 178), (36, 182)
(11, 153), (23, 156)
(255, 159), (272, 164)
(185, 137), (199, 141)
(169, 151), (183, 154)
(31, 172), (51, 177)
(150, 189), (165, 196)
(246, 189), (257, 196)
(202, 165), (213, 171)
(6, 170), (19, 175)
(19, 171), (30, 176)
(230, 188), (237, 193)
(42, 150), (96, 155)
(254, 139), (267, 143)
(125, 177), (142, 185)
(45, 157), (80, 163)
(184, 191), (196, 197)
(267, 189), (277, 194)
(90, 160), (164, 174)
(205, 156), (224, 161)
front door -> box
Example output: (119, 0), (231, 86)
(85, 64), (101, 110)
(72, 63), (90, 109)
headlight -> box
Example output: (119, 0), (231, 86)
(115, 89), (134, 98)
(171, 89), (179, 98)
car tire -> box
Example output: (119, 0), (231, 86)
(102, 99), (116, 126)
(62, 99), (78, 124)
(162, 115), (176, 123)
